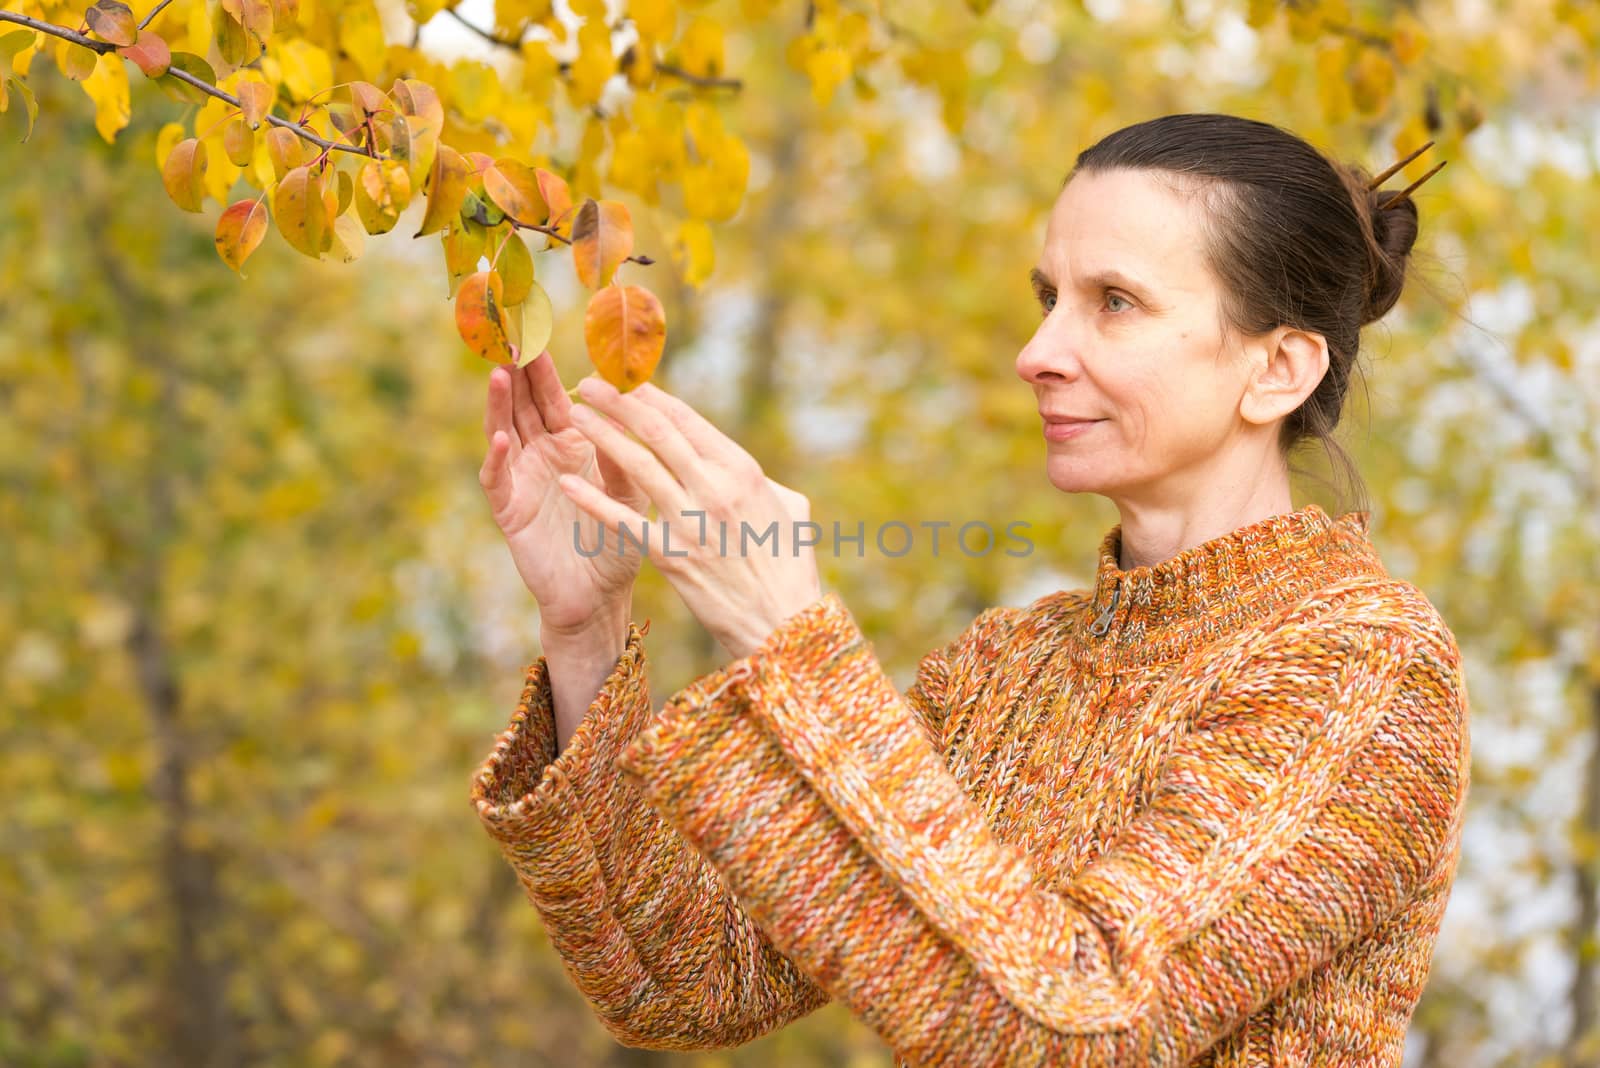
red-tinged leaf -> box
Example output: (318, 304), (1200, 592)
(535, 167), (573, 235)
(265, 125), (304, 179)
(455, 270), (514, 363)
(584, 284), (665, 392)
(85, 0), (136, 46)
(160, 136), (207, 211)
(349, 80), (387, 120)
(355, 157), (409, 235)
(414, 143), (470, 238)
(273, 164), (325, 256)
(390, 77), (441, 129)
(238, 78), (272, 128)
(215, 197), (268, 273)
(222, 114), (253, 166)
(570, 198), (634, 289)
(482, 158), (545, 226)
(116, 30), (170, 77)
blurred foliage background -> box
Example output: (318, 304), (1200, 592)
(3, 0), (1599, 1066)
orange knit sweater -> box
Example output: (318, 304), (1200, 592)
(470, 503), (1471, 1067)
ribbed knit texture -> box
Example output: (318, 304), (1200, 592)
(469, 503), (1471, 1067)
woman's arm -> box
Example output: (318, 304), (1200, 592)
(612, 584), (1470, 1066)
(469, 602), (1022, 1050)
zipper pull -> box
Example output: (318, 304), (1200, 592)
(1089, 577), (1121, 637)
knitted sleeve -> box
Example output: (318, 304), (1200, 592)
(467, 603), (1020, 1051)
(611, 590), (1469, 1067)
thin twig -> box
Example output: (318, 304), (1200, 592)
(138, 0), (177, 31)
(441, 7), (743, 91)
(0, 10), (375, 159)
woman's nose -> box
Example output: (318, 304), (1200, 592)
(1015, 316), (1082, 384)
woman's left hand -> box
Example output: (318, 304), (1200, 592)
(556, 374), (824, 661)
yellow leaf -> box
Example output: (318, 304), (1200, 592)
(275, 37), (331, 101)
(671, 217), (713, 286)
(337, 0), (386, 80)
(160, 136), (207, 211)
(482, 158), (546, 224)
(155, 119), (185, 168)
(630, 0), (674, 40)
(804, 42), (850, 106)
(1393, 11), (1427, 66)
(513, 280), (554, 367)
(491, 229), (533, 305)
(273, 164), (326, 256)
(82, 50), (131, 143)
(677, 15), (722, 78)
(567, 17), (615, 107)
(355, 158), (410, 234)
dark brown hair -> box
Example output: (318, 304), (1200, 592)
(1065, 113), (1429, 518)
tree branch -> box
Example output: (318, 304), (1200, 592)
(0, 10), (376, 159)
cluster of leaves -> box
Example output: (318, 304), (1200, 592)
(0, 0), (710, 390)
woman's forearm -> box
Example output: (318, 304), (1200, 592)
(541, 610), (631, 755)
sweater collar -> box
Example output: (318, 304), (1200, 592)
(1075, 502), (1386, 670)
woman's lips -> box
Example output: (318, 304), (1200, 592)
(1042, 418), (1102, 442)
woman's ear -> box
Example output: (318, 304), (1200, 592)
(1239, 326), (1329, 427)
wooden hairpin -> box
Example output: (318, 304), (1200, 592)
(1368, 140), (1447, 210)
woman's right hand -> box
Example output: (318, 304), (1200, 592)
(479, 352), (650, 640)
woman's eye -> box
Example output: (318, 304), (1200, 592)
(1105, 292), (1131, 313)
(1038, 291), (1056, 316)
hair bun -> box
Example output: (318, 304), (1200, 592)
(1361, 186), (1419, 324)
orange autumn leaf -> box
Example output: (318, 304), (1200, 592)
(215, 197), (268, 273)
(160, 136), (207, 212)
(584, 283), (665, 392)
(570, 198), (633, 289)
(455, 270), (515, 363)
(482, 158), (545, 226)
(415, 143), (470, 238)
(535, 167), (573, 235)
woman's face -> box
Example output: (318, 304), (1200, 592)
(1015, 167), (1265, 505)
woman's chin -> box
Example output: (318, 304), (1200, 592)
(1044, 456), (1109, 495)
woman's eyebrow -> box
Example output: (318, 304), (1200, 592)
(1030, 265), (1152, 294)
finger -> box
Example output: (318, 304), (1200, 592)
(510, 357), (546, 445)
(596, 440), (650, 514)
(577, 376), (715, 499)
(569, 402), (692, 518)
(556, 472), (668, 570)
(524, 350), (574, 431)
(633, 381), (756, 471)
(484, 366), (521, 449)
(479, 430), (513, 510)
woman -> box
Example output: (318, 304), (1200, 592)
(469, 113), (1469, 1067)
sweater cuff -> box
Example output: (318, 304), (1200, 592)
(469, 620), (648, 857)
